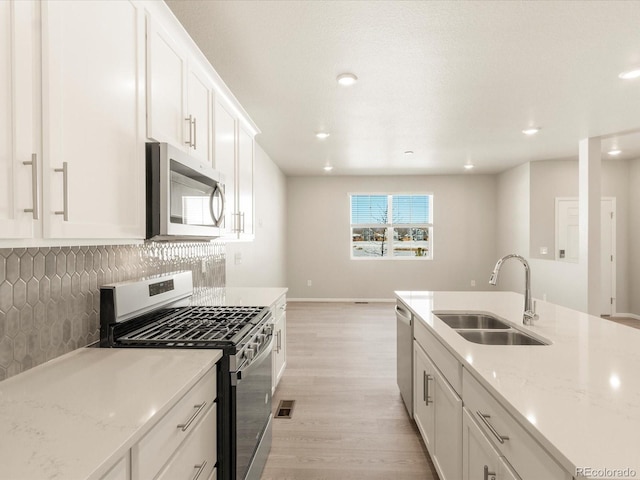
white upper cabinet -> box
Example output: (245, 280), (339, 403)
(237, 126), (254, 240)
(214, 98), (237, 235)
(147, 15), (214, 165)
(146, 15), (187, 150)
(42, 0), (145, 239)
(0, 0), (38, 240)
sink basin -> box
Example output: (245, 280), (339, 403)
(435, 313), (511, 330)
(457, 330), (548, 346)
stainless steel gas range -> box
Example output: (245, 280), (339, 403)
(99, 271), (273, 480)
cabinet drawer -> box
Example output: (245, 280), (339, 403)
(133, 368), (216, 480)
(414, 320), (462, 394)
(156, 404), (217, 480)
(273, 295), (286, 321)
(463, 371), (570, 480)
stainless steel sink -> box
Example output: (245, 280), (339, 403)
(435, 313), (511, 330)
(457, 330), (548, 346)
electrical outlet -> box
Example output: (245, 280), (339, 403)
(234, 252), (242, 265)
(540, 246), (548, 255)
(307, 280), (312, 287)
(470, 280), (476, 287)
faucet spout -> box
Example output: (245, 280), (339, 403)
(489, 254), (538, 325)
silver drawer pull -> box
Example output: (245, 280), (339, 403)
(23, 153), (39, 220)
(176, 402), (207, 432)
(476, 410), (509, 444)
(54, 162), (68, 221)
(425, 374), (433, 405)
(484, 465), (497, 480)
(185, 114), (194, 147)
(192, 460), (207, 480)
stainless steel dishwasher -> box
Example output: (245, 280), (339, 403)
(396, 301), (413, 417)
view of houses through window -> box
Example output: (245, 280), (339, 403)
(350, 194), (433, 259)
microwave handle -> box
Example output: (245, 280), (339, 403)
(210, 182), (225, 227)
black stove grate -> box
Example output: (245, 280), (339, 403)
(118, 306), (266, 344)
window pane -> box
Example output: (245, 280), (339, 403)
(392, 195), (430, 224)
(352, 227), (390, 257)
(351, 195), (389, 224)
(392, 227), (430, 257)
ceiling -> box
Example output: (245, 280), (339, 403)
(166, 0), (640, 176)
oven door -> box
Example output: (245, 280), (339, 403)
(234, 336), (274, 480)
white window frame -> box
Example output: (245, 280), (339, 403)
(349, 193), (433, 260)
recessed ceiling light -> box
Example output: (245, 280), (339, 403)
(315, 132), (330, 139)
(323, 165), (334, 172)
(522, 127), (540, 136)
(404, 150), (414, 156)
(608, 149), (622, 156)
(618, 68), (640, 80)
(337, 73), (358, 86)
(464, 164), (474, 170)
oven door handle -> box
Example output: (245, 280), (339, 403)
(237, 334), (274, 383)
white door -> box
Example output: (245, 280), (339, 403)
(147, 16), (187, 148)
(213, 99), (237, 235)
(433, 365), (462, 480)
(555, 198), (579, 262)
(43, 0), (144, 239)
(0, 0), (37, 240)
(413, 342), (435, 453)
(600, 199), (615, 315)
(186, 63), (212, 165)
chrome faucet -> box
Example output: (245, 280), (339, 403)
(489, 254), (538, 325)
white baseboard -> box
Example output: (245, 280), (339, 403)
(611, 312), (640, 321)
(288, 297), (395, 303)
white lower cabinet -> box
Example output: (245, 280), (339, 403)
(413, 339), (462, 480)
(131, 367), (217, 480)
(100, 454), (130, 480)
(272, 294), (287, 393)
(463, 408), (520, 480)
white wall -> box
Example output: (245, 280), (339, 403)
(630, 158), (640, 315)
(225, 142), (287, 287)
(286, 174), (497, 299)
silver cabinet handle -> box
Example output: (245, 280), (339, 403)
(54, 162), (68, 221)
(276, 329), (282, 353)
(192, 116), (197, 150)
(484, 465), (497, 480)
(192, 461), (207, 480)
(425, 373), (433, 405)
(240, 211), (245, 233)
(176, 402), (207, 432)
(476, 410), (509, 444)
(185, 114), (194, 147)
(23, 153), (39, 220)
(232, 212), (241, 233)
(422, 371), (427, 403)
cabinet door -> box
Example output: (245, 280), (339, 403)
(42, 0), (144, 239)
(146, 15), (187, 148)
(463, 409), (520, 480)
(186, 63), (212, 165)
(237, 126), (254, 239)
(0, 0), (37, 239)
(413, 341), (435, 452)
(213, 99), (237, 235)
(272, 305), (286, 393)
(433, 365), (462, 480)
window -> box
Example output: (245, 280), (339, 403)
(350, 194), (433, 259)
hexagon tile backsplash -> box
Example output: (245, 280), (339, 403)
(0, 242), (226, 381)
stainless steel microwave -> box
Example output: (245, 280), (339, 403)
(146, 142), (225, 240)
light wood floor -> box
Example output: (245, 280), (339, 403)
(261, 302), (438, 480)
(602, 316), (640, 330)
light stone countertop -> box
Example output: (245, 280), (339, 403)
(0, 347), (222, 480)
(191, 287), (288, 307)
(396, 290), (640, 478)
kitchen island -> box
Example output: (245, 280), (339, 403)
(0, 347), (221, 480)
(396, 291), (640, 479)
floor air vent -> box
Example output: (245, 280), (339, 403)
(275, 400), (295, 419)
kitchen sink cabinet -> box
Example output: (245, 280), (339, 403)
(413, 339), (462, 480)
(213, 98), (255, 241)
(0, 0), (39, 240)
(100, 454), (130, 480)
(272, 293), (287, 393)
(146, 15), (213, 166)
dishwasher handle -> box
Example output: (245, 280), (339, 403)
(395, 305), (412, 327)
